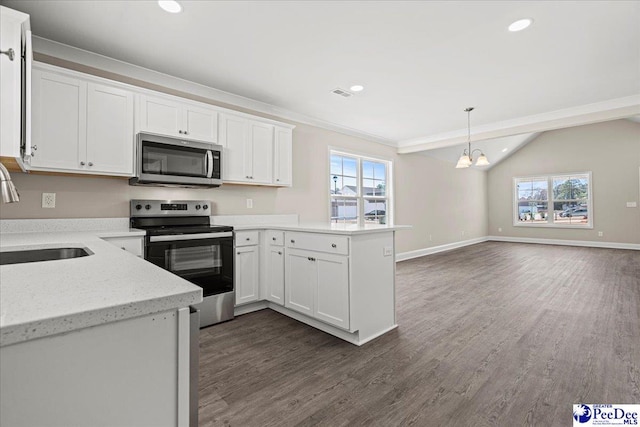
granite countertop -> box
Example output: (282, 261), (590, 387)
(0, 229), (202, 347)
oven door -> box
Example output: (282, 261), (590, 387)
(145, 232), (233, 297)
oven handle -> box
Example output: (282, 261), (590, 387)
(206, 150), (214, 179)
(149, 232), (233, 242)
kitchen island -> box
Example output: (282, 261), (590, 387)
(0, 226), (202, 427)
(210, 215), (410, 346)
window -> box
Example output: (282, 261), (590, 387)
(514, 172), (592, 228)
(330, 150), (391, 225)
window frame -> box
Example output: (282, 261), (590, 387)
(512, 171), (593, 229)
(328, 148), (393, 227)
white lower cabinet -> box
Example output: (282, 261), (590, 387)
(0, 309), (190, 427)
(235, 228), (396, 346)
(285, 248), (350, 330)
(235, 245), (260, 305)
(266, 246), (285, 305)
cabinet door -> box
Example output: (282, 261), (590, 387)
(285, 249), (315, 316)
(235, 246), (259, 305)
(30, 69), (87, 171)
(138, 95), (182, 138)
(274, 127), (293, 186)
(315, 253), (350, 329)
(184, 104), (218, 143)
(219, 114), (250, 182)
(0, 7), (27, 158)
(266, 247), (285, 305)
(248, 121), (273, 184)
(86, 83), (134, 175)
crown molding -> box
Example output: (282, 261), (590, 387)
(32, 37), (396, 147)
(397, 95), (640, 154)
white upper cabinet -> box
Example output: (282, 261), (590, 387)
(274, 126), (293, 186)
(138, 94), (218, 143)
(30, 65), (134, 176)
(0, 6), (30, 164)
(218, 113), (294, 186)
(249, 121), (274, 184)
(86, 83), (134, 175)
(30, 69), (87, 171)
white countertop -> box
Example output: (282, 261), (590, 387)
(0, 229), (202, 347)
(231, 223), (410, 234)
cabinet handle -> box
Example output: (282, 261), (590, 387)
(121, 247), (126, 250)
(331, 243), (337, 248)
(272, 237), (276, 241)
(246, 175), (250, 179)
(32, 145), (38, 151)
(308, 257), (316, 261)
(179, 130), (183, 134)
(0, 48), (15, 61)
(88, 162), (93, 166)
(246, 237), (250, 241)
(278, 251), (282, 255)
(237, 252), (241, 255)
(184, 131), (188, 135)
(276, 179), (280, 181)
(290, 239), (295, 243)
(80, 161), (85, 166)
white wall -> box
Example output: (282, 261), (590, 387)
(487, 120), (640, 245)
(0, 41), (489, 255)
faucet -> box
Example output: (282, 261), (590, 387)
(0, 162), (20, 203)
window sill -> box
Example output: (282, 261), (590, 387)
(513, 222), (593, 229)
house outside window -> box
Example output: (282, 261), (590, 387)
(514, 172), (592, 228)
(330, 150), (392, 226)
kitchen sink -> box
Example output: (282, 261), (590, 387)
(0, 247), (94, 265)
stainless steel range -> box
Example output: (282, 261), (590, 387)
(130, 200), (234, 328)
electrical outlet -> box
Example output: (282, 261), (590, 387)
(429, 234), (432, 242)
(498, 227), (503, 232)
(383, 246), (393, 257)
(246, 198), (253, 209)
(461, 230), (465, 238)
(627, 201), (637, 208)
(598, 231), (603, 237)
(42, 193), (56, 208)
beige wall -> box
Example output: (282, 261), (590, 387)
(487, 120), (640, 244)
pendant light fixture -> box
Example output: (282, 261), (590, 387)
(455, 107), (490, 168)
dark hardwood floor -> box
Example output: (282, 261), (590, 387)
(198, 242), (640, 426)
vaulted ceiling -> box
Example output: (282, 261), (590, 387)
(3, 0), (639, 163)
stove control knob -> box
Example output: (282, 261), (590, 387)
(195, 205), (201, 210)
(145, 204), (151, 210)
(203, 204), (209, 210)
(135, 204), (142, 210)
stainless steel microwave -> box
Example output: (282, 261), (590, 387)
(129, 133), (222, 188)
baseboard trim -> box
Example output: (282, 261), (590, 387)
(396, 235), (639, 262)
(487, 236), (640, 250)
(396, 237), (489, 262)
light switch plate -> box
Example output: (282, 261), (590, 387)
(246, 199), (253, 209)
(626, 201), (637, 208)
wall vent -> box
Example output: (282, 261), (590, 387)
(331, 88), (353, 98)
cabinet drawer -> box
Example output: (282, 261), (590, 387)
(103, 236), (143, 257)
(285, 232), (349, 255)
(265, 230), (284, 246)
(235, 231), (259, 247)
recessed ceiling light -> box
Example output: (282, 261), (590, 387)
(350, 85), (364, 92)
(508, 18), (533, 32)
(502, 148), (508, 152)
(158, 0), (182, 13)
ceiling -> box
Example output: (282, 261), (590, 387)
(2, 0), (640, 161)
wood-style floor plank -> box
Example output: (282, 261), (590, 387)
(198, 242), (640, 426)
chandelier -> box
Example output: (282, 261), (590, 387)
(455, 107), (490, 168)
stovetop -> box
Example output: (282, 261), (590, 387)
(130, 199), (233, 235)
